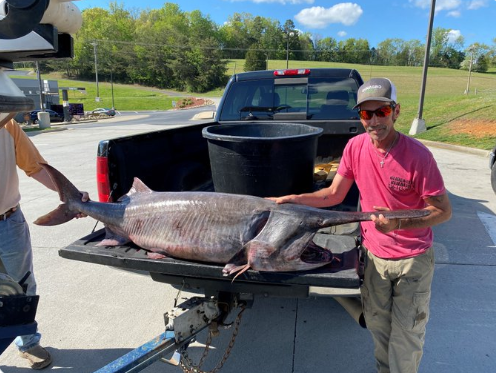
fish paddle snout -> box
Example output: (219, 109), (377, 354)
(374, 209), (431, 220)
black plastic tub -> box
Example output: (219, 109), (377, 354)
(202, 123), (323, 197)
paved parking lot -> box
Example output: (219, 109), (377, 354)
(1, 116), (496, 372)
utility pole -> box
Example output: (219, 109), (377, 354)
(110, 68), (115, 110)
(35, 61), (44, 111)
(286, 31), (294, 69)
(409, 0), (436, 135)
(90, 41), (100, 101)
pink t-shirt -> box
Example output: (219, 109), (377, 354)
(337, 132), (446, 259)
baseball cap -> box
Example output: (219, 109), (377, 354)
(353, 78), (397, 109)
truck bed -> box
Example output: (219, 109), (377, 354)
(59, 229), (362, 298)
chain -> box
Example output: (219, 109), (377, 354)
(179, 305), (246, 373)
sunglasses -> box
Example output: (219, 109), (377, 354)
(358, 105), (394, 120)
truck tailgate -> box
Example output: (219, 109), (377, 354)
(59, 229), (362, 298)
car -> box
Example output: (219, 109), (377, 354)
(91, 108), (116, 116)
(490, 144), (496, 194)
(29, 109), (64, 123)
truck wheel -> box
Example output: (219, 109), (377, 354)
(492, 162), (496, 194)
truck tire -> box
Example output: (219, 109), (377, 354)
(492, 161), (496, 194)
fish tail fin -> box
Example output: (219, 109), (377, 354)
(34, 204), (77, 226)
(33, 163), (82, 226)
(41, 163), (82, 204)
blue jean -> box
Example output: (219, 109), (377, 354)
(0, 207), (41, 351)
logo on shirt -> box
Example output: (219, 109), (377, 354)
(389, 176), (413, 191)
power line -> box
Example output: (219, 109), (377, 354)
(88, 38), (396, 54)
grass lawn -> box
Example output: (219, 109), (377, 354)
(12, 60), (496, 150)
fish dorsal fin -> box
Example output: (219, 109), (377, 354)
(117, 178), (153, 202)
(129, 178), (153, 195)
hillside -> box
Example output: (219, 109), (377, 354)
(12, 60), (496, 150)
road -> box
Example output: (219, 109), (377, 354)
(1, 109), (496, 373)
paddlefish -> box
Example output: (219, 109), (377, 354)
(35, 164), (430, 277)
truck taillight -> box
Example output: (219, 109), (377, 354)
(274, 69), (310, 76)
(96, 156), (111, 202)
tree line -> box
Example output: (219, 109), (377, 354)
(32, 2), (496, 93)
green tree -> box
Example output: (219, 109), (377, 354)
(132, 3), (225, 91)
(244, 44), (267, 71)
(298, 32), (315, 61)
(377, 39), (403, 65)
(403, 39), (424, 66)
(473, 54), (488, 73)
(218, 12), (254, 59)
(315, 36), (338, 62)
(461, 43), (490, 73)
(430, 27), (464, 68)
(489, 38), (496, 67)
(55, 3), (138, 83)
(337, 38), (370, 64)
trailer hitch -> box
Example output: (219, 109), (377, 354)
(174, 304), (246, 373)
(94, 294), (248, 373)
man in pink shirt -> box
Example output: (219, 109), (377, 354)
(270, 78), (452, 373)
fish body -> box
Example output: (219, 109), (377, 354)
(35, 164), (430, 276)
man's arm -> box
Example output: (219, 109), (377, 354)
(373, 193), (452, 233)
(30, 167), (57, 192)
(268, 174), (355, 208)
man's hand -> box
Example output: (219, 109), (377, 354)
(371, 206), (400, 234)
(75, 191), (90, 218)
(266, 195), (298, 204)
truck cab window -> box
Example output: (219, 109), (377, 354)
(274, 84), (306, 113)
(308, 78), (360, 120)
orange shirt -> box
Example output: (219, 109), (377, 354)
(0, 119), (46, 213)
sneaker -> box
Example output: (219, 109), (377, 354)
(19, 344), (52, 370)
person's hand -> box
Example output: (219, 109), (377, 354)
(371, 206), (399, 234)
(75, 191), (90, 218)
(266, 195), (297, 204)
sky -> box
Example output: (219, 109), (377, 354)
(76, 0), (496, 48)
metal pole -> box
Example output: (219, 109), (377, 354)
(285, 32), (294, 69)
(91, 42), (100, 100)
(417, 0), (435, 120)
(111, 69), (115, 109)
(35, 61), (44, 111)
(409, 0), (435, 135)
(286, 33), (289, 69)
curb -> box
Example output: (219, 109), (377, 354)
(192, 111), (215, 120)
(21, 119), (100, 134)
(419, 139), (491, 158)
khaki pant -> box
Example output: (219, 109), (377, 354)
(360, 248), (434, 373)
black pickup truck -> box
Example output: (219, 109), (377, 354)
(60, 68), (366, 302)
